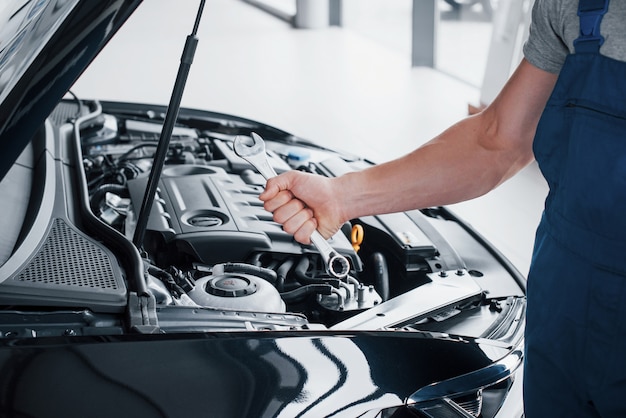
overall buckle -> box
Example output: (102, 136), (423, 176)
(574, 0), (609, 53)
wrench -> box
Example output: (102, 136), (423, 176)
(233, 132), (350, 279)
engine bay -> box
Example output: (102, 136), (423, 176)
(80, 100), (480, 325)
(0, 99), (526, 337)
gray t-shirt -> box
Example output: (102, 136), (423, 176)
(523, 0), (626, 74)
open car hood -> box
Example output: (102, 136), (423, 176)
(0, 0), (141, 182)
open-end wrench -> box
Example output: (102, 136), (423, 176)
(233, 132), (350, 279)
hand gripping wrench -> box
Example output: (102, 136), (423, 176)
(233, 132), (350, 279)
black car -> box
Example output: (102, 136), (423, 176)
(0, 1), (525, 417)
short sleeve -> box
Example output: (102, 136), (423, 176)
(523, 0), (570, 74)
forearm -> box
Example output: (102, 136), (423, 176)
(335, 111), (535, 220)
(334, 59), (556, 222)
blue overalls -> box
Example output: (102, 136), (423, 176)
(525, 0), (626, 416)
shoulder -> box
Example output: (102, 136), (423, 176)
(523, 0), (578, 74)
(524, 0), (626, 72)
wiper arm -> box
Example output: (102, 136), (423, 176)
(133, 0), (206, 250)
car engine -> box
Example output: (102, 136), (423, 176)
(76, 100), (469, 328)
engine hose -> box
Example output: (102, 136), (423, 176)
(338, 281), (352, 302)
(293, 256), (313, 282)
(246, 252), (264, 267)
(217, 262), (278, 285)
(89, 183), (128, 212)
(346, 275), (360, 289)
(294, 256), (341, 287)
(280, 284), (333, 303)
(370, 252), (390, 302)
(331, 287), (345, 310)
(275, 258), (295, 292)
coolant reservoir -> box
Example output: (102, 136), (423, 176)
(187, 273), (286, 312)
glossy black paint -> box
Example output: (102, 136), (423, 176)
(0, 330), (507, 418)
(0, 0), (142, 182)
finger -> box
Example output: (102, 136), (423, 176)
(273, 199), (308, 225)
(292, 218), (318, 245)
(263, 190), (295, 213)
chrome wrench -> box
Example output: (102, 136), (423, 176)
(233, 132), (350, 278)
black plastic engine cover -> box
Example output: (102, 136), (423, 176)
(127, 165), (356, 266)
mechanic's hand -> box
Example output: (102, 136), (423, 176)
(260, 171), (345, 245)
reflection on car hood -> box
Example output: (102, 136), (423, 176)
(0, 0), (141, 182)
(0, 329), (512, 417)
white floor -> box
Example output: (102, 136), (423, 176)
(71, 0), (548, 276)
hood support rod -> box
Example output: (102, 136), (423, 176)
(133, 0), (206, 251)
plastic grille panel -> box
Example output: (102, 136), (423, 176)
(15, 218), (119, 290)
(49, 101), (82, 125)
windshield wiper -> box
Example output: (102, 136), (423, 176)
(132, 0), (206, 251)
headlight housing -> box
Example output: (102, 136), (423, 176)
(407, 345), (523, 418)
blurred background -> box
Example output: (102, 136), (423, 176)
(71, 0), (546, 276)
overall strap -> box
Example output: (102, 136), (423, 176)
(574, 0), (609, 54)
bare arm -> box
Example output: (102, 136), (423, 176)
(260, 59), (558, 243)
